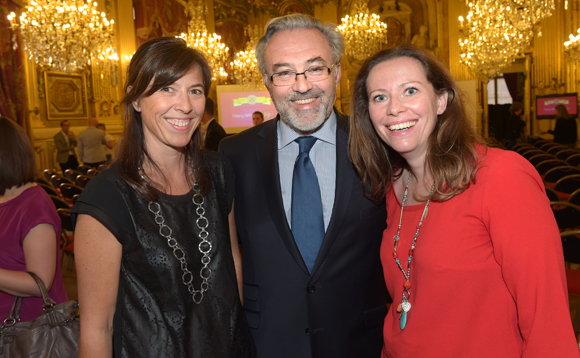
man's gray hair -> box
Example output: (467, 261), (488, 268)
(255, 14), (345, 82)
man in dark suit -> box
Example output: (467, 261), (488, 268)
(53, 120), (79, 172)
(202, 97), (226, 151)
(220, 14), (388, 358)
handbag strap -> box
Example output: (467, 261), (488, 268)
(27, 272), (57, 310)
(2, 272), (56, 326)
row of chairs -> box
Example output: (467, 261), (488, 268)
(36, 167), (102, 270)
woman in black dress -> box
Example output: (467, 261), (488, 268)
(72, 37), (255, 358)
(548, 104), (578, 148)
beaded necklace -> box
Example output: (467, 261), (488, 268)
(392, 171), (434, 330)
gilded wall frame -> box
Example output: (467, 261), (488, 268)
(44, 71), (89, 122)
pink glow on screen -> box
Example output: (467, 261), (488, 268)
(219, 91), (278, 128)
(536, 95), (578, 116)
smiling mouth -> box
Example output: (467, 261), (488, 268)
(388, 121), (417, 132)
(292, 98), (316, 104)
(166, 118), (191, 127)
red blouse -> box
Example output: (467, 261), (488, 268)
(381, 146), (579, 358)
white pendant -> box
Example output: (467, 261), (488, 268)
(401, 301), (411, 312)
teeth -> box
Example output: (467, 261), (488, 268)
(293, 98), (315, 104)
(388, 121), (417, 131)
(167, 119), (190, 127)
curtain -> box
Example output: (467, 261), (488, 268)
(0, 0), (27, 128)
(502, 72), (518, 103)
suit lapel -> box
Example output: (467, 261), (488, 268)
(311, 111), (355, 275)
(255, 117), (310, 274)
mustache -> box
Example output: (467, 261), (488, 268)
(288, 88), (324, 101)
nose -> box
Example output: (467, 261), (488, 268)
(292, 72), (313, 93)
(175, 91), (193, 113)
(387, 96), (405, 116)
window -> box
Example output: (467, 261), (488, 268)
(487, 76), (513, 105)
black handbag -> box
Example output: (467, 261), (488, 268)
(0, 272), (79, 357)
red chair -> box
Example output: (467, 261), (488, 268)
(570, 189), (580, 207)
(77, 164), (92, 175)
(554, 175), (580, 197)
(551, 202), (580, 231)
(59, 183), (83, 203)
(561, 229), (580, 343)
(64, 169), (83, 182)
(75, 175), (91, 189)
(49, 195), (71, 210)
(44, 169), (58, 185)
(544, 166), (580, 185)
(528, 153), (556, 167)
(567, 153), (580, 168)
(57, 208), (75, 271)
(86, 169), (100, 177)
(535, 159), (568, 177)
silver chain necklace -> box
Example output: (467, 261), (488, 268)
(392, 171), (434, 330)
(139, 168), (212, 304)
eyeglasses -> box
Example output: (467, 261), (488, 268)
(269, 64), (335, 86)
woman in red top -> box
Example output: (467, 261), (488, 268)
(349, 46), (580, 357)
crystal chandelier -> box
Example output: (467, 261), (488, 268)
(458, 0), (554, 81)
(7, 0), (117, 73)
(230, 25), (262, 89)
(564, 28), (580, 62)
(179, 0), (229, 82)
(337, 0), (387, 61)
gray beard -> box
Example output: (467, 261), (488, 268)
(275, 88), (336, 135)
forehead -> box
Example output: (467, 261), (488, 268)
(264, 28), (333, 71)
(62, 122), (70, 126)
(367, 57), (428, 88)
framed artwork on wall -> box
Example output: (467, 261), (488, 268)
(44, 71), (89, 122)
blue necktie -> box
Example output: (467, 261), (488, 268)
(291, 136), (325, 273)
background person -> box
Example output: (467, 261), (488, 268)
(201, 97), (226, 151)
(252, 111), (264, 126)
(548, 104), (578, 148)
(505, 102), (527, 150)
(0, 116), (68, 322)
(220, 14), (388, 358)
(349, 45), (579, 357)
(54, 120), (79, 172)
(72, 37), (255, 358)
(96, 123), (115, 162)
(77, 118), (108, 168)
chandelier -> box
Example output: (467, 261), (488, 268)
(230, 25), (262, 89)
(337, 0), (387, 61)
(458, 0), (553, 82)
(179, 0), (229, 82)
(564, 28), (580, 62)
(7, 0), (117, 73)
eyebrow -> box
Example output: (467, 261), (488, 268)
(271, 56), (327, 73)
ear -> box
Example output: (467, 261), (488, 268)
(333, 63), (342, 86)
(436, 91), (449, 115)
(127, 86), (142, 112)
(262, 74), (270, 89)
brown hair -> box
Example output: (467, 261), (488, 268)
(0, 116), (37, 196)
(349, 45), (484, 202)
(555, 104), (571, 119)
(117, 37), (212, 201)
(509, 102), (523, 114)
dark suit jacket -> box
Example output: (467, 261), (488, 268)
(220, 109), (388, 358)
(53, 131), (77, 164)
(205, 119), (227, 151)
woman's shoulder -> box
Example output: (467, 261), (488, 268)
(477, 145), (541, 182)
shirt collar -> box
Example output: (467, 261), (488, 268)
(278, 110), (337, 150)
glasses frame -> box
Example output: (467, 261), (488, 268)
(269, 63), (335, 86)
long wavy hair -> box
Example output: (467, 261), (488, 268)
(117, 37), (212, 201)
(349, 45), (484, 202)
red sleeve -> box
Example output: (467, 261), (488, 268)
(480, 150), (579, 357)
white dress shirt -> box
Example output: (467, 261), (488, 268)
(278, 112), (337, 231)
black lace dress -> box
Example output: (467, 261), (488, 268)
(72, 152), (256, 358)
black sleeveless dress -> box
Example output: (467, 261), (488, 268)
(72, 152), (256, 358)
